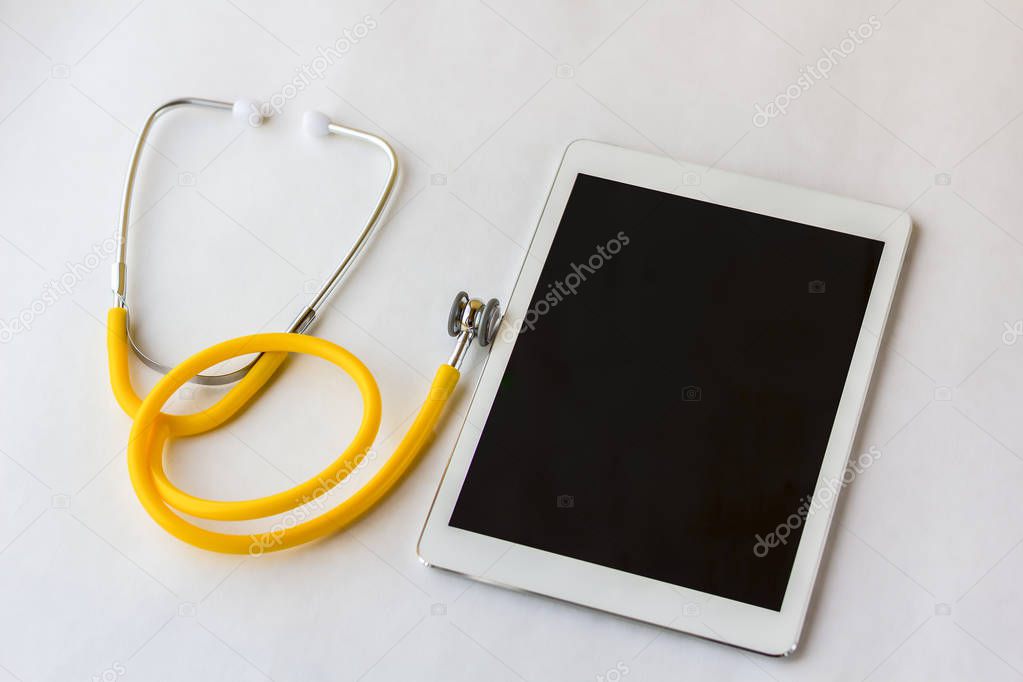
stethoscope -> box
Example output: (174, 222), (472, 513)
(108, 97), (500, 555)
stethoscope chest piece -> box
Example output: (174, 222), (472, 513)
(446, 291), (501, 367)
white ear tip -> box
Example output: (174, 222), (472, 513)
(303, 110), (331, 137)
(234, 99), (263, 127)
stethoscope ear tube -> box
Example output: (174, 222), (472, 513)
(113, 98), (398, 386)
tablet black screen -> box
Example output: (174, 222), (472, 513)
(449, 173), (884, 611)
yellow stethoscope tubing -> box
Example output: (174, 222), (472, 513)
(108, 308), (287, 438)
(108, 306), (459, 554)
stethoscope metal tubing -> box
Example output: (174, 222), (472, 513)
(113, 98), (398, 385)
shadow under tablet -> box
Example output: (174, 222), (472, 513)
(449, 173), (883, 612)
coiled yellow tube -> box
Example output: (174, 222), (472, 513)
(107, 307), (459, 554)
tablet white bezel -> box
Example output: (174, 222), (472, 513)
(418, 140), (911, 656)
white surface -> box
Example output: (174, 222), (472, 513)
(419, 139), (912, 656)
(0, 0), (1021, 680)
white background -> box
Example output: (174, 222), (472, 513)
(1, 1), (1022, 680)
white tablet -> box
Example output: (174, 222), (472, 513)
(418, 140), (911, 656)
